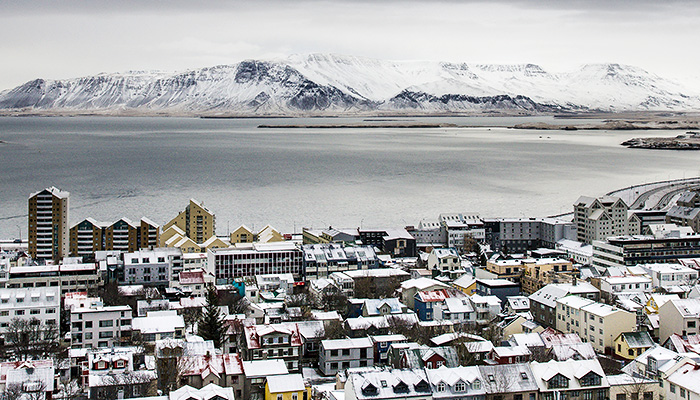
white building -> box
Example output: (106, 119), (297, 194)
(123, 247), (183, 286)
(556, 295), (636, 353)
(574, 196), (630, 244)
(639, 264), (699, 290)
(0, 287), (59, 334)
(70, 304), (132, 348)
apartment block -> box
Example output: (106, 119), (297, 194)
(164, 199), (215, 244)
(484, 217), (576, 253)
(70, 304), (132, 348)
(209, 242), (304, 283)
(28, 186), (69, 262)
(123, 247), (182, 286)
(555, 295), (636, 353)
(574, 196), (630, 244)
(0, 287), (60, 333)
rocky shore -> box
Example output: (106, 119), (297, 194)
(621, 132), (700, 150)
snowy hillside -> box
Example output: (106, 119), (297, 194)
(1, 54), (698, 115)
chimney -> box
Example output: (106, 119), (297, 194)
(572, 276), (577, 286)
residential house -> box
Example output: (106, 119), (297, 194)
(529, 282), (600, 329)
(132, 310), (185, 342)
(614, 332), (655, 360)
(345, 368), (432, 400)
(397, 346), (460, 369)
(425, 365), (485, 400)
(555, 295), (636, 354)
(476, 279), (520, 304)
(319, 337), (373, 376)
(241, 359), (289, 400)
(70, 304), (132, 348)
(427, 248), (463, 278)
(530, 359), (610, 400)
(401, 278), (451, 309)
(265, 373), (310, 400)
(478, 363), (539, 400)
(452, 275), (477, 296)
(241, 323), (303, 372)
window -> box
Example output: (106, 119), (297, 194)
(85, 321), (93, 328)
(85, 332), (92, 339)
(473, 380), (481, 390)
(0, 311), (8, 316)
(688, 321), (696, 328)
(330, 349), (338, 357)
(342, 349), (350, 356)
(99, 331), (114, 338)
(99, 320), (113, 327)
(455, 382), (466, 392)
(670, 384), (676, 394)
(30, 309), (40, 315)
(617, 395), (627, 400)
(680, 389), (686, 398)
(436, 383), (446, 392)
(292, 394), (298, 400)
(643, 392), (653, 400)
(515, 395), (523, 400)
(277, 395), (283, 400)
(15, 310), (24, 315)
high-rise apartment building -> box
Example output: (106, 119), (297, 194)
(163, 199), (215, 244)
(28, 186), (69, 262)
(574, 195), (631, 244)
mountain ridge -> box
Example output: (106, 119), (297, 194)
(1, 54), (698, 115)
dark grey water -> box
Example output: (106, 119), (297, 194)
(0, 116), (698, 240)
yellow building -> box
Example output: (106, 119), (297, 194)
(160, 225), (186, 248)
(485, 259), (524, 282)
(230, 225), (255, 244)
(164, 199), (215, 244)
(451, 275), (477, 295)
(614, 331), (655, 360)
(202, 236), (228, 252)
(257, 225), (284, 243)
(645, 294), (680, 315)
(265, 374), (310, 400)
(168, 236), (200, 254)
(520, 258), (575, 295)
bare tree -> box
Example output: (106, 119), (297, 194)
(6, 381), (47, 400)
(181, 307), (202, 332)
(618, 374), (658, 400)
(4, 318), (59, 360)
(353, 277), (374, 299)
(4, 383), (25, 400)
(157, 354), (196, 394)
(529, 346), (554, 362)
(320, 290), (348, 316)
(319, 320), (348, 340)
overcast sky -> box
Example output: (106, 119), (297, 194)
(1, 0), (699, 90)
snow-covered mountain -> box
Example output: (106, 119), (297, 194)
(1, 54), (698, 115)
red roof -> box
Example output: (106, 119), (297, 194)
(181, 353), (243, 377)
(179, 270), (206, 285)
(244, 323), (303, 350)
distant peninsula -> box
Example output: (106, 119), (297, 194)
(622, 132), (700, 150)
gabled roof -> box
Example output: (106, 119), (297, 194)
(617, 331), (654, 349)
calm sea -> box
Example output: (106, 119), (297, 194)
(0, 116), (698, 240)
